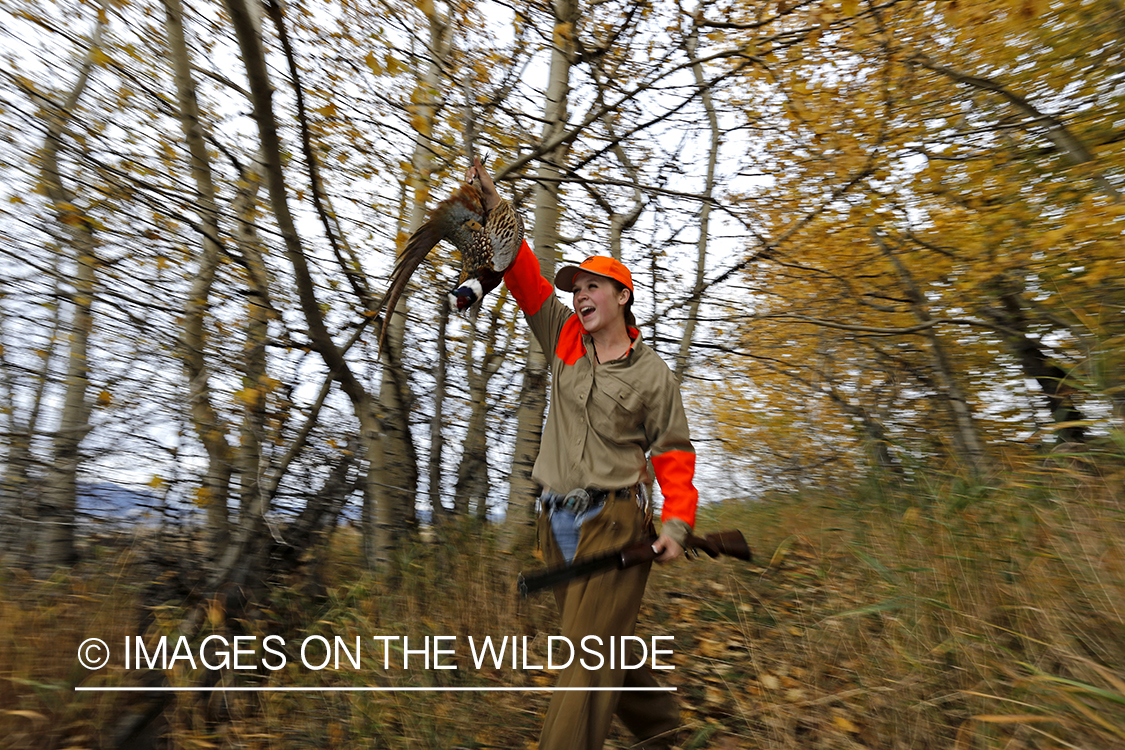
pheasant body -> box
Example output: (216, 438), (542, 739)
(377, 174), (523, 353)
(449, 195), (523, 310)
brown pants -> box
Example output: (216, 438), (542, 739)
(537, 490), (680, 750)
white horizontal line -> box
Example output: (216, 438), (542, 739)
(75, 686), (676, 693)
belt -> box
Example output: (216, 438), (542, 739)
(541, 485), (637, 516)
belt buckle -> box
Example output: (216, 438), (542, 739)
(562, 488), (592, 515)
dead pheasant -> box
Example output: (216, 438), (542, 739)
(377, 162), (523, 354)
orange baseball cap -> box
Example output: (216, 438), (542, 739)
(554, 256), (634, 293)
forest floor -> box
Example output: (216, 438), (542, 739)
(3, 467), (1125, 749)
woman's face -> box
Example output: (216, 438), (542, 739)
(571, 270), (630, 334)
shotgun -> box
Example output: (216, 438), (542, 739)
(517, 530), (751, 597)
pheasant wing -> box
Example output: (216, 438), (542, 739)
(377, 183), (484, 353)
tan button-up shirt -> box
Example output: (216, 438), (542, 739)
(505, 242), (698, 541)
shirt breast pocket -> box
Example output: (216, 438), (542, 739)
(589, 378), (645, 441)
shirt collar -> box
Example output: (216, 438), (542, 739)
(582, 327), (640, 363)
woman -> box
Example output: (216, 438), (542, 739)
(469, 159), (699, 750)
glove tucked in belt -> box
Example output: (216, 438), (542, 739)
(545, 488), (606, 516)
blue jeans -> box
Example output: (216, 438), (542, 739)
(546, 500), (605, 564)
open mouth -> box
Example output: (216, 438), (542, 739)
(580, 305), (595, 318)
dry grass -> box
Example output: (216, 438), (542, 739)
(1, 545), (147, 749)
(651, 464), (1125, 750)
(3, 464), (1124, 749)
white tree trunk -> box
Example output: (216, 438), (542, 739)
(35, 8), (106, 573)
(503, 0), (580, 550)
(875, 234), (986, 476)
(163, 0), (234, 558)
(675, 14), (720, 384)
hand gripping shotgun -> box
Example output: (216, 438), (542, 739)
(517, 530), (752, 597)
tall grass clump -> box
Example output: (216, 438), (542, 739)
(0, 548), (146, 749)
(151, 519), (560, 749)
(679, 448), (1125, 749)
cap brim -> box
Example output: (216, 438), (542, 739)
(553, 265), (582, 292)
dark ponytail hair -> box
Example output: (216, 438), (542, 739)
(610, 279), (636, 330)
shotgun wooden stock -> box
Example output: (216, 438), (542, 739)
(518, 529), (752, 597)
